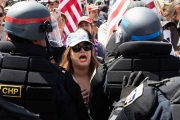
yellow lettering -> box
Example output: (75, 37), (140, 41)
(2, 88), (8, 94)
(14, 88), (18, 95)
(8, 88), (14, 94)
(0, 85), (21, 98)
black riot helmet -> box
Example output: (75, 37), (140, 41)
(119, 7), (163, 42)
(4, 1), (53, 41)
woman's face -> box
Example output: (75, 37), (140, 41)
(78, 21), (92, 33)
(70, 42), (92, 69)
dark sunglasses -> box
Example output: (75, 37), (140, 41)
(72, 44), (92, 53)
(0, 13), (4, 17)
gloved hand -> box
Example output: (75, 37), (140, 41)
(120, 71), (149, 99)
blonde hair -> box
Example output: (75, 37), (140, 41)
(165, 0), (180, 21)
(60, 47), (100, 76)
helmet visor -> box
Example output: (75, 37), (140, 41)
(47, 16), (63, 47)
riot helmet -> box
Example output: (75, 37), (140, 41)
(5, 1), (51, 40)
(4, 1), (62, 47)
(119, 7), (163, 42)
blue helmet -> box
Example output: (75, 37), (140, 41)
(119, 7), (163, 42)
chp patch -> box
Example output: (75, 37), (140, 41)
(124, 83), (144, 107)
(0, 84), (22, 98)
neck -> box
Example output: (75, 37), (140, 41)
(72, 66), (91, 89)
(73, 66), (90, 78)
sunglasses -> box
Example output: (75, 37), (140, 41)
(0, 13), (4, 17)
(72, 44), (92, 53)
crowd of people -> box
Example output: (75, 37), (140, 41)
(0, 0), (179, 120)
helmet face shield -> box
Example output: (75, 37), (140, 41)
(47, 17), (63, 47)
(46, 8), (63, 47)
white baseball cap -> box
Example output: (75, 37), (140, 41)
(66, 29), (93, 47)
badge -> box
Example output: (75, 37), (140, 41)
(124, 83), (144, 107)
(0, 84), (22, 98)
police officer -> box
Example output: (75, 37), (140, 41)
(107, 7), (178, 120)
(90, 6), (172, 120)
(0, 1), (89, 120)
(105, 1), (147, 62)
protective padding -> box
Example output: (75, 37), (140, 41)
(107, 41), (180, 106)
(0, 54), (60, 119)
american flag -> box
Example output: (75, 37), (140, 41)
(105, 0), (132, 46)
(59, 0), (83, 35)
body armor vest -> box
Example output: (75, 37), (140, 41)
(0, 41), (61, 120)
(107, 41), (180, 107)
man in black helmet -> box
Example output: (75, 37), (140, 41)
(105, 1), (147, 62)
(107, 7), (180, 120)
(1, 1), (89, 120)
(90, 5), (180, 120)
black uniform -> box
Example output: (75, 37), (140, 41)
(115, 76), (180, 120)
(0, 41), (89, 120)
(0, 91), (40, 120)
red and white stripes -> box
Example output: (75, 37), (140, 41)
(106, 0), (131, 47)
(59, 0), (82, 35)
